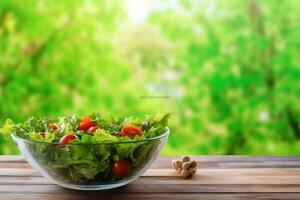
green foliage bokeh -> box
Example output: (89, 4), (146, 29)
(0, 0), (299, 155)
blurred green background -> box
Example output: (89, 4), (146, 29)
(0, 0), (300, 155)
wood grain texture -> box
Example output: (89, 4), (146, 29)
(1, 156), (300, 200)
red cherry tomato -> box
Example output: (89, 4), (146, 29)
(87, 125), (100, 134)
(50, 124), (59, 131)
(40, 132), (45, 139)
(119, 125), (143, 138)
(78, 117), (95, 131)
(59, 134), (78, 147)
(112, 160), (130, 177)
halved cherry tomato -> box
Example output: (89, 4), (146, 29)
(78, 117), (95, 131)
(112, 160), (130, 177)
(87, 125), (100, 134)
(40, 132), (45, 139)
(50, 124), (59, 131)
(119, 125), (143, 138)
(59, 134), (78, 147)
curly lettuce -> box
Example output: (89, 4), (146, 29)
(0, 113), (170, 183)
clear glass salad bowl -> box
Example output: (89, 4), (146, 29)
(12, 128), (169, 190)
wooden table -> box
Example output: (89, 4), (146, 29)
(1, 156), (300, 200)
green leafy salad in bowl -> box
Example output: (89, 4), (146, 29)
(0, 113), (170, 190)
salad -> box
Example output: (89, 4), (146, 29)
(1, 113), (169, 184)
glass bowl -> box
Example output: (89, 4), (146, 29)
(12, 128), (169, 190)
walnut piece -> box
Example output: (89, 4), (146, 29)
(171, 156), (198, 178)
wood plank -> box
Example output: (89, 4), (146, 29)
(0, 168), (40, 177)
(0, 155), (26, 162)
(1, 156), (300, 199)
(0, 162), (31, 168)
(2, 168), (300, 179)
(1, 193), (300, 200)
(2, 174), (300, 186)
(0, 172), (300, 193)
(143, 168), (300, 177)
(155, 156), (300, 162)
(2, 175), (300, 186)
(152, 156), (300, 169)
(1, 183), (300, 194)
(2, 156), (300, 169)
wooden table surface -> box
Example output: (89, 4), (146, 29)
(1, 156), (300, 200)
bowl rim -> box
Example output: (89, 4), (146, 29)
(12, 127), (170, 146)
